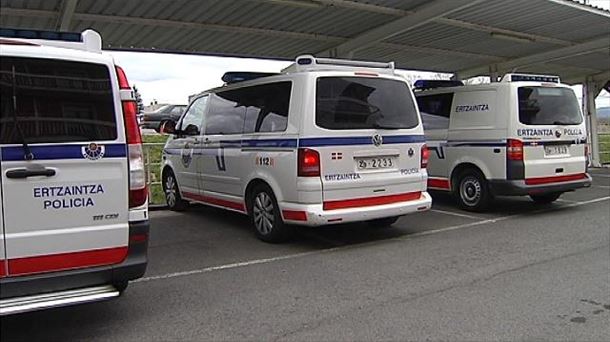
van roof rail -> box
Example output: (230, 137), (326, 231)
(221, 71), (280, 85)
(0, 27), (102, 53)
(282, 54), (395, 74)
(501, 73), (560, 83)
(413, 79), (464, 90)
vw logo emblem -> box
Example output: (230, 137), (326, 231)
(408, 148), (414, 157)
(372, 134), (383, 147)
(555, 129), (562, 138)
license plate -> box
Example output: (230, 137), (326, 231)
(544, 145), (569, 156)
(356, 156), (396, 170)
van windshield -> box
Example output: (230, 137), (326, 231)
(0, 56), (117, 144)
(518, 87), (582, 126)
(316, 77), (419, 130)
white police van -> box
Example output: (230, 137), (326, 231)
(415, 74), (591, 211)
(160, 55), (432, 242)
(0, 28), (148, 314)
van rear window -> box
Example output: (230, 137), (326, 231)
(0, 57), (117, 144)
(316, 77), (419, 130)
(518, 87), (582, 126)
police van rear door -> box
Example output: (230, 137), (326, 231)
(0, 55), (129, 277)
(515, 85), (587, 182)
(310, 75), (426, 209)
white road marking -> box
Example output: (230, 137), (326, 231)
(429, 209), (485, 220)
(556, 198), (577, 203)
(136, 196), (610, 284)
(593, 185), (610, 190)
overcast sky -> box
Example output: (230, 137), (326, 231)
(104, 0), (610, 109)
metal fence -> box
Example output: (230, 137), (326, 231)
(142, 143), (166, 205)
(599, 132), (610, 165)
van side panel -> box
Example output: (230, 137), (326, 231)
(447, 89), (506, 180)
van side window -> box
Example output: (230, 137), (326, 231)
(205, 89), (246, 135)
(0, 56), (116, 144)
(243, 82), (291, 133)
(416, 93), (453, 130)
(180, 95), (207, 135)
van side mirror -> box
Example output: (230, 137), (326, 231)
(158, 120), (176, 134)
(183, 124), (200, 136)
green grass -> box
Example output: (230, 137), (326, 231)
(142, 134), (169, 205)
(599, 133), (610, 165)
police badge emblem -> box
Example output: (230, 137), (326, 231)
(82, 143), (105, 160)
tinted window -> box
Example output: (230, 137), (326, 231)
(518, 87), (582, 125)
(416, 93), (453, 130)
(1, 57), (116, 144)
(316, 77), (419, 130)
(180, 96), (207, 135)
(243, 82), (291, 133)
(206, 90), (246, 135)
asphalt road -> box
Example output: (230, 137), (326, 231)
(2, 170), (609, 341)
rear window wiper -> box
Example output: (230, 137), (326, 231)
(10, 65), (34, 160)
(553, 120), (575, 125)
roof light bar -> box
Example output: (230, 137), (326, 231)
(0, 28), (81, 42)
(221, 72), (279, 85)
(502, 73), (560, 83)
(0, 27), (102, 52)
(413, 79), (464, 90)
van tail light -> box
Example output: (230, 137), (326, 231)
(420, 144), (429, 168)
(116, 66), (147, 208)
(507, 139), (524, 161)
(298, 148), (320, 177)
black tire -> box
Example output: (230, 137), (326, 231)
(367, 216), (400, 227)
(530, 192), (562, 204)
(248, 184), (292, 243)
(454, 168), (492, 212)
(163, 169), (189, 211)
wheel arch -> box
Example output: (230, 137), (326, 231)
(450, 162), (487, 192)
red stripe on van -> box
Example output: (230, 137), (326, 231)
(428, 178), (451, 190)
(525, 173), (588, 185)
(182, 192), (246, 212)
(323, 192), (422, 211)
(8, 247), (128, 276)
(0, 261), (6, 277)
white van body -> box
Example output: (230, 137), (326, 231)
(415, 74), (591, 210)
(0, 29), (148, 315)
(161, 56), (432, 242)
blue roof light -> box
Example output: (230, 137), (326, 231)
(0, 28), (82, 42)
(221, 72), (279, 84)
(414, 80), (464, 90)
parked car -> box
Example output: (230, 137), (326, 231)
(139, 104), (186, 131)
(159, 55), (432, 242)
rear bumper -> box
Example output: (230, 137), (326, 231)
(280, 191), (432, 226)
(489, 174), (592, 196)
(0, 220), (149, 312)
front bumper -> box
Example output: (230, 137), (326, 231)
(0, 220), (149, 312)
(489, 174), (592, 196)
(280, 192), (432, 226)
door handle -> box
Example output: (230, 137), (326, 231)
(6, 168), (56, 179)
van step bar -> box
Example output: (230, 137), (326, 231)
(0, 285), (120, 316)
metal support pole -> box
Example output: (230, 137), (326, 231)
(584, 79), (601, 167)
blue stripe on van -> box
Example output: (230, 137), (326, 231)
(1, 143), (127, 161)
(298, 135), (425, 147)
(241, 139), (297, 148)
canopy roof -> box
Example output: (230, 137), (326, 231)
(1, 0), (609, 83)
